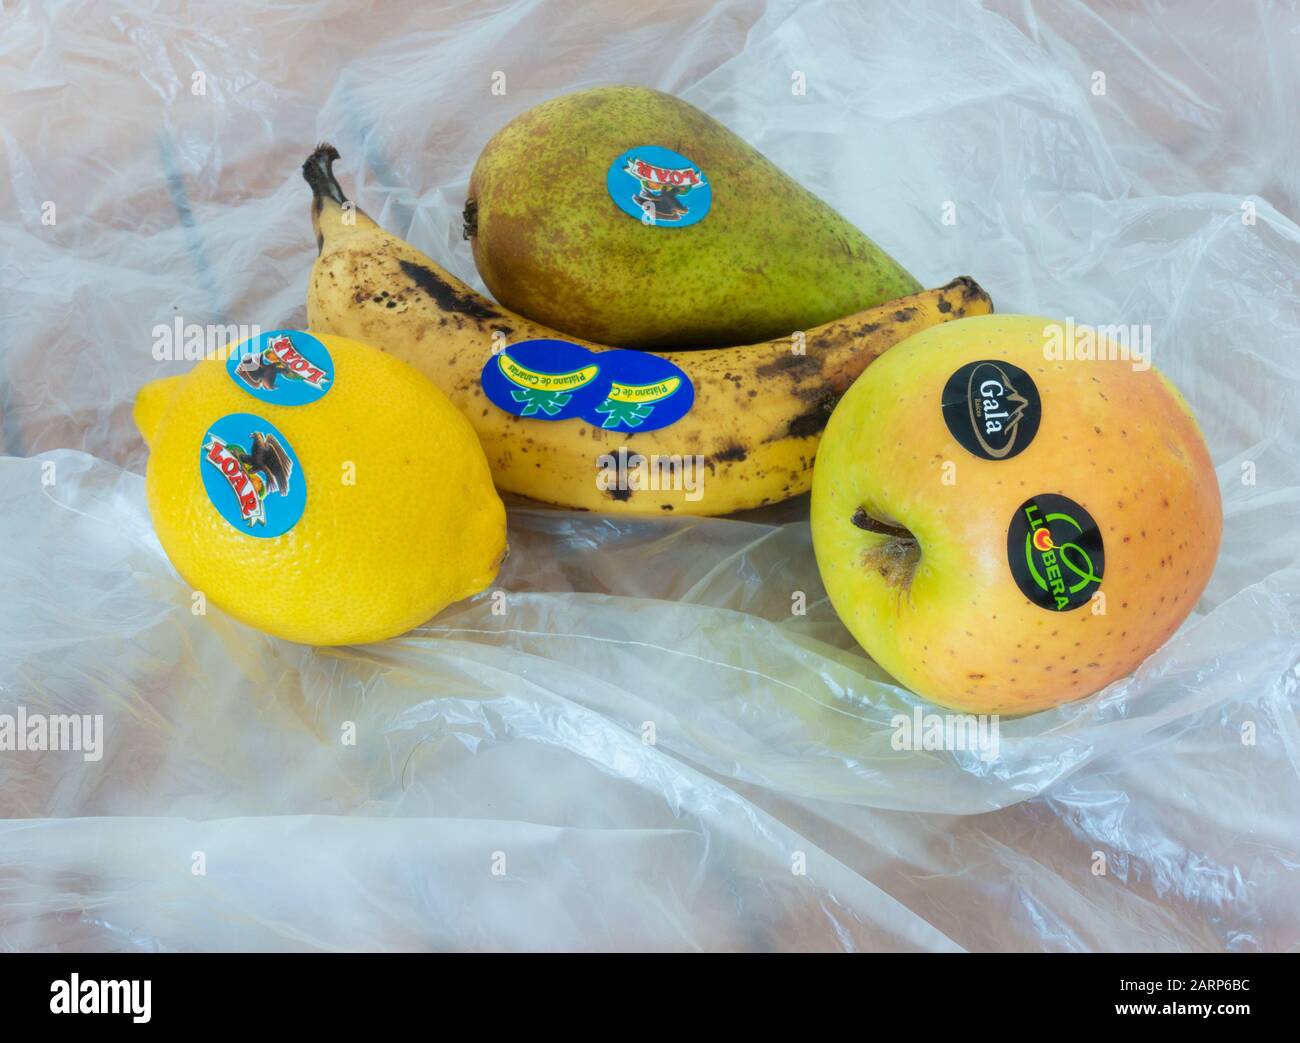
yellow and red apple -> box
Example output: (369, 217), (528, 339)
(810, 313), (1221, 714)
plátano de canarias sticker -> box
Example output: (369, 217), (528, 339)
(580, 350), (694, 432)
(200, 413), (306, 538)
(480, 339), (609, 420)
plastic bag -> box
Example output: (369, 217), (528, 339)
(1, 0), (1297, 951)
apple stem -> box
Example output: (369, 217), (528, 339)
(850, 507), (914, 542)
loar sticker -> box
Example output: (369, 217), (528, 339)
(607, 146), (711, 227)
(227, 330), (333, 406)
(200, 414), (306, 538)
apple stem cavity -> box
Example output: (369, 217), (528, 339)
(850, 507), (920, 588)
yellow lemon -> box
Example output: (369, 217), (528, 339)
(135, 330), (506, 645)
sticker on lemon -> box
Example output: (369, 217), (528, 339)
(134, 331), (507, 645)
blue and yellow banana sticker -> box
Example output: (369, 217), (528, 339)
(581, 350), (695, 433)
(481, 339), (610, 420)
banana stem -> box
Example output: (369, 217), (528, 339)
(302, 143), (348, 208)
(303, 143), (378, 251)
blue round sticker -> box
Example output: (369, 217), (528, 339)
(481, 339), (611, 421)
(200, 413), (306, 538)
(581, 350), (695, 432)
(607, 146), (711, 228)
(227, 329), (333, 406)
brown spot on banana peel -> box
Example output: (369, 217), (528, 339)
(784, 395), (837, 439)
(709, 443), (749, 465)
(399, 260), (501, 320)
(756, 352), (823, 379)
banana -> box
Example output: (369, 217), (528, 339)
(302, 145), (992, 515)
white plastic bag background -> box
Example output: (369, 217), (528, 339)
(2, 0), (1298, 951)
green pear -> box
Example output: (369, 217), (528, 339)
(465, 86), (921, 350)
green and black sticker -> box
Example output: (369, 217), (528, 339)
(942, 360), (1040, 460)
(1007, 493), (1104, 611)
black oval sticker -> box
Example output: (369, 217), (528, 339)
(1007, 494), (1104, 611)
(942, 360), (1041, 460)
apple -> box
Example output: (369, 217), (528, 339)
(810, 313), (1221, 715)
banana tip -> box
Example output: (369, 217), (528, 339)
(942, 275), (993, 314)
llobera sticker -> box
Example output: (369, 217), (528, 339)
(607, 146), (712, 227)
(1007, 493), (1104, 611)
(200, 413), (306, 538)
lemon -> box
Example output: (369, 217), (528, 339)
(135, 330), (506, 645)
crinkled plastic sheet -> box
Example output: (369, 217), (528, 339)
(1, 0), (1298, 952)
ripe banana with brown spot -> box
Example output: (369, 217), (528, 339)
(302, 145), (992, 515)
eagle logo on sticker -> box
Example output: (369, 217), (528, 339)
(228, 330), (334, 406)
(203, 432), (293, 527)
(607, 146), (712, 227)
(199, 414), (307, 537)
